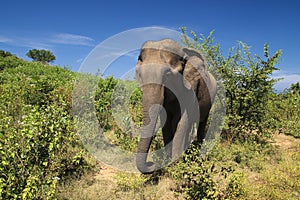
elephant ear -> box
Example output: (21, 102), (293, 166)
(182, 48), (206, 64)
(181, 56), (200, 90)
(182, 48), (211, 100)
(182, 48), (207, 71)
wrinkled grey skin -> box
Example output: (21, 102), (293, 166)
(135, 39), (217, 174)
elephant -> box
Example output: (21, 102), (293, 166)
(135, 39), (217, 174)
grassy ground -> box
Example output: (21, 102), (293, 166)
(55, 133), (300, 200)
(244, 134), (300, 199)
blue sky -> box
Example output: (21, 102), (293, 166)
(1, 0), (300, 91)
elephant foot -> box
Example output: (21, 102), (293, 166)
(136, 161), (156, 174)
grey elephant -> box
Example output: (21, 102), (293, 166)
(135, 39), (217, 174)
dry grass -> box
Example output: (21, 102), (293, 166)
(56, 133), (300, 200)
(244, 134), (300, 200)
(55, 164), (184, 200)
(55, 166), (117, 200)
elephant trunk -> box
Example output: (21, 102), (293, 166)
(136, 84), (164, 174)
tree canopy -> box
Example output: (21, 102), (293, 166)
(26, 49), (56, 64)
(0, 50), (14, 57)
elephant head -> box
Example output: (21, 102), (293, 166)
(135, 39), (216, 174)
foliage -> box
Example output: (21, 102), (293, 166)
(267, 83), (300, 138)
(0, 61), (95, 199)
(169, 144), (220, 199)
(129, 86), (143, 126)
(167, 142), (248, 199)
(245, 139), (300, 200)
(94, 78), (142, 151)
(26, 49), (56, 64)
(225, 172), (246, 199)
(115, 172), (149, 192)
(0, 50), (14, 57)
(75, 28), (300, 200)
(290, 81), (300, 94)
(181, 27), (282, 141)
(0, 51), (23, 70)
(94, 76), (118, 130)
(94, 78), (141, 128)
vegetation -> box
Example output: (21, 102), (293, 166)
(267, 83), (300, 138)
(290, 82), (300, 94)
(0, 26), (299, 199)
(0, 50), (23, 71)
(0, 58), (96, 199)
(181, 27), (282, 141)
(26, 49), (56, 64)
(0, 50), (14, 57)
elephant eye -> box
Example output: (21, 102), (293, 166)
(180, 57), (187, 65)
(138, 55), (143, 62)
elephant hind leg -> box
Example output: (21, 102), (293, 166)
(197, 116), (208, 143)
(162, 116), (174, 146)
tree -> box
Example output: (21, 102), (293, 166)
(0, 50), (14, 57)
(180, 27), (282, 141)
(26, 49), (56, 64)
(290, 82), (300, 94)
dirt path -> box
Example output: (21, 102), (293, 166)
(57, 133), (299, 199)
(94, 164), (119, 182)
(272, 133), (300, 150)
(244, 133), (300, 200)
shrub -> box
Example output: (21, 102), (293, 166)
(95, 76), (118, 130)
(115, 172), (149, 192)
(167, 143), (247, 200)
(0, 62), (94, 199)
(267, 83), (300, 138)
(0, 54), (23, 71)
(181, 27), (282, 142)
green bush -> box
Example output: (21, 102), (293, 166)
(267, 84), (300, 138)
(115, 172), (149, 192)
(167, 143), (247, 200)
(95, 76), (118, 130)
(94, 78), (143, 151)
(0, 62), (94, 199)
(181, 27), (282, 142)
(225, 172), (246, 199)
(0, 51), (23, 71)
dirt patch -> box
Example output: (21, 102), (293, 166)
(94, 163), (120, 182)
(272, 133), (300, 151)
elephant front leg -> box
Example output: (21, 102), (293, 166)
(161, 112), (174, 164)
(171, 111), (193, 161)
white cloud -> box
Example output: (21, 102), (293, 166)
(0, 36), (12, 43)
(0, 36), (51, 49)
(273, 74), (300, 92)
(50, 33), (95, 46)
(0, 32), (95, 48)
